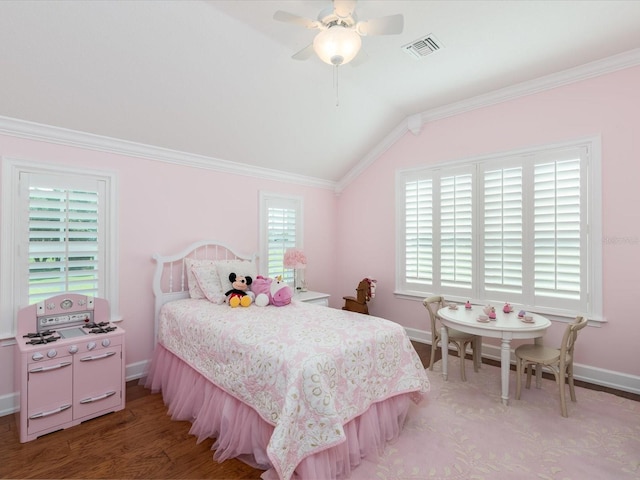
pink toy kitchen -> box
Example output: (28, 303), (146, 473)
(14, 293), (125, 443)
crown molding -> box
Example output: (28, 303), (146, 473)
(420, 48), (640, 124)
(0, 116), (337, 191)
(2, 49), (638, 194)
(337, 47), (640, 191)
(335, 121), (409, 194)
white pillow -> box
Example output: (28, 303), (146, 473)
(216, 260), (258, 295)
(184, 258), (215, 299)
(192, 263), (226, 304)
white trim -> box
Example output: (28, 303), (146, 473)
(339, 48), (640, 191)
(0, 345), (637, 418)
(0, 50), (637, 194)
(405, 329), (640, 396)
(335, 121), (409, 193)
(0, 116), (336, 191)
(0, 48), (637, 198)
(125, 360), (150, 382)
(395, 136), (603, 321)
(419, 49), (640, 125)
(258, 191), (304, 278)
(0, 159), (19, 339)
(0, 158), (120, 339)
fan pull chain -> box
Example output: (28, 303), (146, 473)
(334, 65), (340, 107)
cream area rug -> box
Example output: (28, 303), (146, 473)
(352, 358), (640, 480)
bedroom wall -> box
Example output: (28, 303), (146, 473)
(0, 135), (339, 407)
(336, 65), (640, 381)
(1, 65), (639, 410)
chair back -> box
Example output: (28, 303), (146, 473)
(423, 296), (445, 333)
(559, 316), (588, 367)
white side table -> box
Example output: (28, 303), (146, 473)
(294, 290), (330, 307)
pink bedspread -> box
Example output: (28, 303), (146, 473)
(155, 299), (430, 480)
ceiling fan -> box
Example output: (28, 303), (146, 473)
(273, 0), (404, 66)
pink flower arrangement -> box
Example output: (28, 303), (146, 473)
(283, 248), (307, 269)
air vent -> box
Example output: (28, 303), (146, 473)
(402, 34), (443, 59)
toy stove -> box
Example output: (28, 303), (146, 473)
(15, 293), (125, 443)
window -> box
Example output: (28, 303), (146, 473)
(396, 138), (602, 320)
(1, 159), (119, 339)
(259, 192), (303, 285)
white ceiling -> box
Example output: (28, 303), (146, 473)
(1, 1), (640, 183)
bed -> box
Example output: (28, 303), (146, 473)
(144, 240), (430, 480)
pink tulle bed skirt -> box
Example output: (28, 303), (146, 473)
(144, 344), (414, 480)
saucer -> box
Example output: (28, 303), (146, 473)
(521, 318), (535, 324)
(477, 317), (490, 323)
(448, 305), (458, 310)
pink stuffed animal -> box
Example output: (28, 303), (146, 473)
(271, 275), (293, 307)
(251, 275), (293, 307)
(252, 275), (272, 307)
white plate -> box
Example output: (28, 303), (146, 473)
(477, 317), (490, 323)
(521, 318), (535, 323)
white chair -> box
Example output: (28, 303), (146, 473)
(423, 296), (481, 381)
(515, 316), (588, 417)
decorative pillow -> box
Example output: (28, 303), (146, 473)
(184, 258), (215, 299)
(215, 260), (258, 295)
(192, 263), (226, 304)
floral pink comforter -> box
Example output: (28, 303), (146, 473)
(158, 298), (430, 480)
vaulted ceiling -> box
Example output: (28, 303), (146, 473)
(1, 1), (640, 184)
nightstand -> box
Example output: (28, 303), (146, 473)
(294, 290), (330, 307)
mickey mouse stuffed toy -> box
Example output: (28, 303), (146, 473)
(225, 272), (253, 308)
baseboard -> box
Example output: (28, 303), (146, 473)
(405, 327), (640, 396)
(125, 359), (150, 382)
(0, 360), (152, 417)
(3, 340), (637, 418)
(0, 392), (17, 418)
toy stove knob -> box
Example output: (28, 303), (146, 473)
(68, 345), (79, 354)
(87, 342), (96, 351)
(101, 339), (111, 347)
(32, 352), (44, 361)
(47, 349), (57, 359)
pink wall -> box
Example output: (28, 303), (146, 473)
(1, 65), (639, 404)
(0, 137), (339, 399)
(337, 65), (640, 377)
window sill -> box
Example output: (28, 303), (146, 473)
(393, 290), (605, 324)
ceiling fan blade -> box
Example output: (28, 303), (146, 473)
(292, 44), (315, 61)
(357, 14), (404, 36)
(333, 0), (357, 19)
(273, 10), (318, 29)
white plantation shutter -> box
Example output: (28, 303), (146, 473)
(483, 166), (523, 295)
(24, 173), (105, 304)
(533, 152), (583, 305)
(440, 173), (473, 289)
(397, 140), (597, 318)
(1, 160), (119, 339)
(27, 185), (102, 302)
(404, 177), (433, 285)
(260, 193), (302, 283)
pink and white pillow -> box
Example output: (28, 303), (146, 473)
(215, 260), (258, 295)
(191, 262), (226, 304)
(184, 258), (213, 299)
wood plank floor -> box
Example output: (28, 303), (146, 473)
(1, 342), (637, 479)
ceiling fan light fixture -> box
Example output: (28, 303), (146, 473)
(313, 26), (361, 66)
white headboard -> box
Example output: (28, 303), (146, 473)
(151, 240), (257, 344)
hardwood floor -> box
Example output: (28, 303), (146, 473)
(1, 342), (637, 479)
(0, 381), (263, 479)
